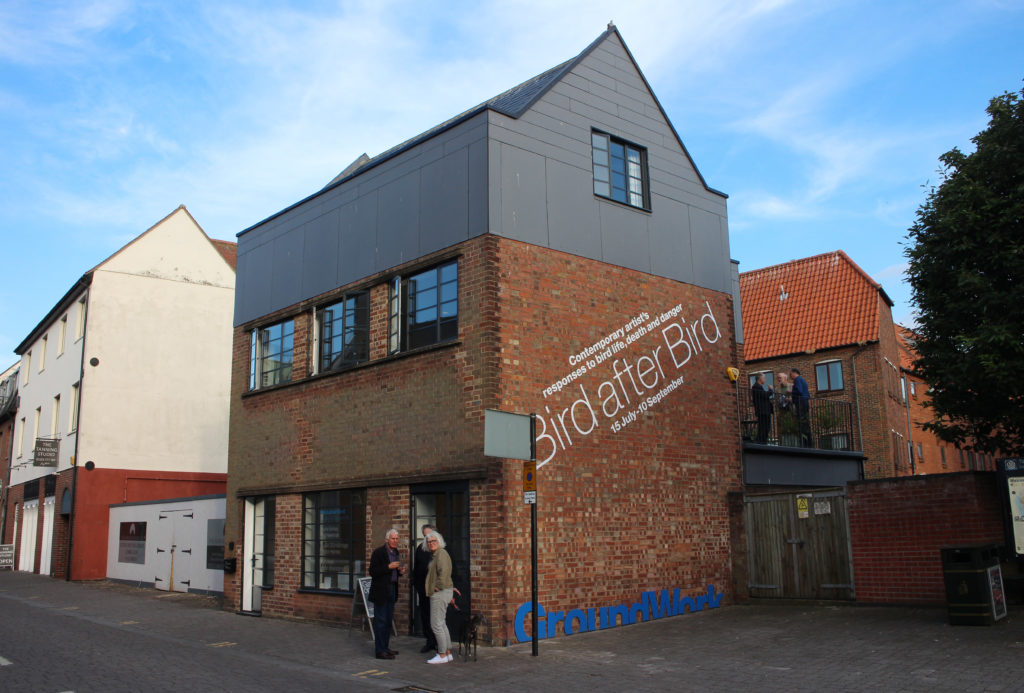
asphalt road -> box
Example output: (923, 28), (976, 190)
(2, 571), (1024, 692)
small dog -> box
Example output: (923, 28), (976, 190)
(456, 613), (486, 662)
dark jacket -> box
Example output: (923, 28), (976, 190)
(413, 541), (432, 598)
(369, 544), (396, 604)
(751, 382), (774, 416)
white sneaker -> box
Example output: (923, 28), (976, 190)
(445, 654), (454, 663)
(427, 654), (448, 664)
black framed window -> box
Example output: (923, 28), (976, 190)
(249, 319), (294, 390)
(592, 131), (649, 209)
(302, 489), (365, 593)
(389, 260), (458, 354)
(815, 360), (844, 391)
(318, 293), (369, 372)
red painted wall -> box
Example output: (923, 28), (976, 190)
(69, 468), (226, 579)
(848, 472), (1004, 604)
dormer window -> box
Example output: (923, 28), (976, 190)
(592, 131), (649, 210)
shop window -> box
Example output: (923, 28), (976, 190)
(317, 292), (369, 373)
(249, 319), (294, 390)
(302, 490), (366, 593)
(816, 360), (844, 392)
(591, 131), (649, 209)
(389, 260), (458, 354)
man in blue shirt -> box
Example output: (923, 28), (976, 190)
(790, 368), (811, 447)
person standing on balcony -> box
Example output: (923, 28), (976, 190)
(790, 368), (811, 447)
(751, 373), (774, 443)
(775, 371), (791, 409)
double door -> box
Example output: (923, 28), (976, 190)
(154, 509), (194, 592)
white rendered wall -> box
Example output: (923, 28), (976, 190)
(75, 208), (234, 475)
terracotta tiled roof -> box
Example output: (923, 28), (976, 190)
(739, 250), (892, 361)
(210, 239), (238, 271)
(895, 324), (919, 371)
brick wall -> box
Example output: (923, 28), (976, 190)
(226, 233), (744, 642)
(848, 472), (1004, 604)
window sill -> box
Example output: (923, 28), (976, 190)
(297, 587), (355, 597)
(594, 193), (651, 214)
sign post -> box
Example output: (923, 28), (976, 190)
(484, 409), (539, 655)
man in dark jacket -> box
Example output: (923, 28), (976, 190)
(369, 528), (405, 659)
(413, 524), (437, 653)
(751, 373), (774, 443)
(790, 368), (812, 447)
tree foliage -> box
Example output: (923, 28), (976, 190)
(905, 87), (1024, 456)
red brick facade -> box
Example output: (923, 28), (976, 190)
(226, 234), (743, 643)
(847, 472), (1004, 604)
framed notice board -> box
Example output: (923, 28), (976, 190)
(996, 458), (1024, 558)
(350, 576), (395, 638)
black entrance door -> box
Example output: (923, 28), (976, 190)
(410, 483), (470, 636)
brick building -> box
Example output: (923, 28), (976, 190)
(895, 325), (998, 474)
(739, 250), (905, 479)
(226, 26), (743, 644)
(0, 363), (18, 551)
(3, 207), (235, 580)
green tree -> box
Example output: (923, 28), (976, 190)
(905, 87), (1024, 456)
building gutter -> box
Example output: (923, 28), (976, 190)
(66, 288), (89, 581)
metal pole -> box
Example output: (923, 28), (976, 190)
(530, 413), (538, 657)
(531, 501), (538, 656)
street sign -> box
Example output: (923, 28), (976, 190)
(524, 460), (536, 504)
(484, 410), (535, 461)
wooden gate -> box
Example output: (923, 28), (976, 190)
(744, 489), (855, 600)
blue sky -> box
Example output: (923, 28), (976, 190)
(1, 0), (1021, 362)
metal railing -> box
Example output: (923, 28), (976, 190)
(741, 394), (856, 451)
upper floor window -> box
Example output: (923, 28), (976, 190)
(249, 319), (294, 390)
(58, 315), (67, 355)
(39, 335), (47, 371)
(75, 296), (87, 340)
(389, 260), (458, 354)
(748, 371), (774, 388)
(317, 292), (369, 373)
(592, 131), (649, 209)
(815, 360), (844, 392)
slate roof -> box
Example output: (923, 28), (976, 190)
(739, 250), (894, 361)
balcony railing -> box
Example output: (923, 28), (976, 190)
(741, 394), (856, 452)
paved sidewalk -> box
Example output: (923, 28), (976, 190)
(2, 571), (1023, 692)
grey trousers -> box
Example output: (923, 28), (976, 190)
(429, 588), (453, 653)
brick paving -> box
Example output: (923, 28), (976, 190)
(2, 571), (1023, 692)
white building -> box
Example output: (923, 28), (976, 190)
(4, 206), (236, 583)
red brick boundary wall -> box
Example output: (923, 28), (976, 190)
(848, 472), (1004, 604)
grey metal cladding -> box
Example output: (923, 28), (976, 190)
(269, 230), (304, 314)
(600, 201), (651, 274)
(420, 148), (469, 253)
(648, 196), (694, 284)
(234, 113), (486, 326)
(689, 207), (727, 290)
(376, 171), (420, 269)
(499, 144), (548, 246)
(338, 197), (378, 288)
(301, 209), (341, 300)
(546, 158), (600, 257)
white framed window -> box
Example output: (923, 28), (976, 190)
(17, 417), (25, 457)
(75, 296), (87, 340)
(58, 315), (67, 355)
(39, 335), (47, 371)
(748, 370), (774, 389)
(32, 407), (41, 446)
(23, 351), (31, 385)
(69, 382), (80, 432)
(815, 360), (843, 391)
(52, 395), (61, 438)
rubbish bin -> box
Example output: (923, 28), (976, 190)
(941, 544), (1007, 626)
